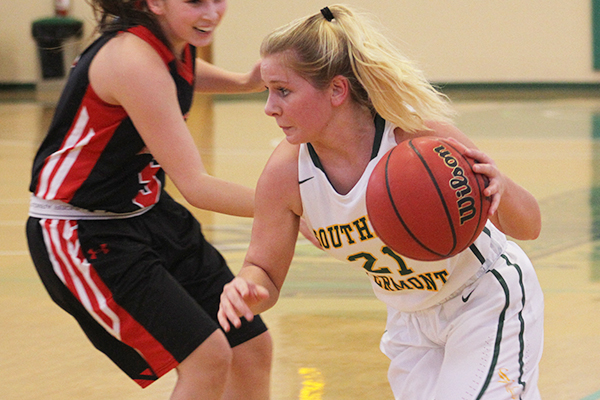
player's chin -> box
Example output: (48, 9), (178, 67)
(282, 130), (305, 145)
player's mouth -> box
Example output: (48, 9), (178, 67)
(194, 27), (214, 34)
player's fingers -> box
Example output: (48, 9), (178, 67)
(225, 280), (258, 323)
(219, 278), (269, 331)
(219, 280), (251, 327)
(481, 174), (500, 199)
(229, 277), (251, 298)
(219, 293), (246, 329)
(249, 284), (270, 301)
(232, 278), (269, 304)
(217, 305), (232, 332)
(480, 173), (503, 216)
(463, 147), (496, 169)
(471, 160), (499, 183)
(488, 192), (502, 216)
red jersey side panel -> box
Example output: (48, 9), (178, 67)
(36, 88), (128, 201)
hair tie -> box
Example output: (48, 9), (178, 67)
(320, 7), (334, 22)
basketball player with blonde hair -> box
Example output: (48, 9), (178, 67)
(219, 5), (544, 399)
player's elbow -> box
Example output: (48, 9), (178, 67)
(523, 208), (542, 240)
(526, 220), (542, 241)
(508, 217), (541, 241)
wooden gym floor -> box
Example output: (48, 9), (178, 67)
(1, 87), (600, 399)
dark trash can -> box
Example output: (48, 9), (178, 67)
(32, 17), (83, 79)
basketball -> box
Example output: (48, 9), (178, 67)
(366, 136), (491, 261)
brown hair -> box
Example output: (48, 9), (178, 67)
(87, 0), (168, 46)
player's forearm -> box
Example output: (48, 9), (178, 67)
(492, 178), (541, 240)
(180, 174), (255, 217)
(194, 59), (262, 93)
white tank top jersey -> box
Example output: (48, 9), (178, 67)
(298, 116), (508, 312)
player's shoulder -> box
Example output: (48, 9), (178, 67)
(91, 31), (173, 103)
(255, 140), (302, 214)
(103, 31), (163, 68)
(261, 140), (298, 180)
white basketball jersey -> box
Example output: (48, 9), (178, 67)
(298, 116), (508, 312)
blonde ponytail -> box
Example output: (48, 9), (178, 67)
(260, 4), (454, 132)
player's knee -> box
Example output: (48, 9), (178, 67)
(179, 330), (233, 377)
(209, 340), (234, 374)
(232, 331), (272, 371)
(204, 331), (234, 372)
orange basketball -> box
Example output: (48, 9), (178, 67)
(366, 136), (491, 261)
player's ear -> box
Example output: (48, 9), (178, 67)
(330, 75), (350, 107)
(146, 0), (166, 15)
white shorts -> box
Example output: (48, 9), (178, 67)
(380, 241), (544, 400)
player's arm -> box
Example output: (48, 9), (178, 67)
(419, 121), (541, 241)
(90, 32), (254, 217)
(462, 145), (541, 240)
(194, 58), (264, 93)
(218, 141), (302, 331)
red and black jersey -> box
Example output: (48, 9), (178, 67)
(29, 26), (196, 213)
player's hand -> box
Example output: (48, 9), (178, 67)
(218, 277), (269, 332)
(245, 60), (265, 93)
(446, 137), (505, 217)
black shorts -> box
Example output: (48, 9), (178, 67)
(26, 194), (267, 388)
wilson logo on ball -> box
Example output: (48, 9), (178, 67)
(433, 144), (477, 225)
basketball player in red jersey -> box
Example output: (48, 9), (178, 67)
(26, 0), (271, 398)
(219, 5), (544, 399)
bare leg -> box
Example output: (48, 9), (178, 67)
(223, 331), (273, 400)
(171, 329), (233, 400)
